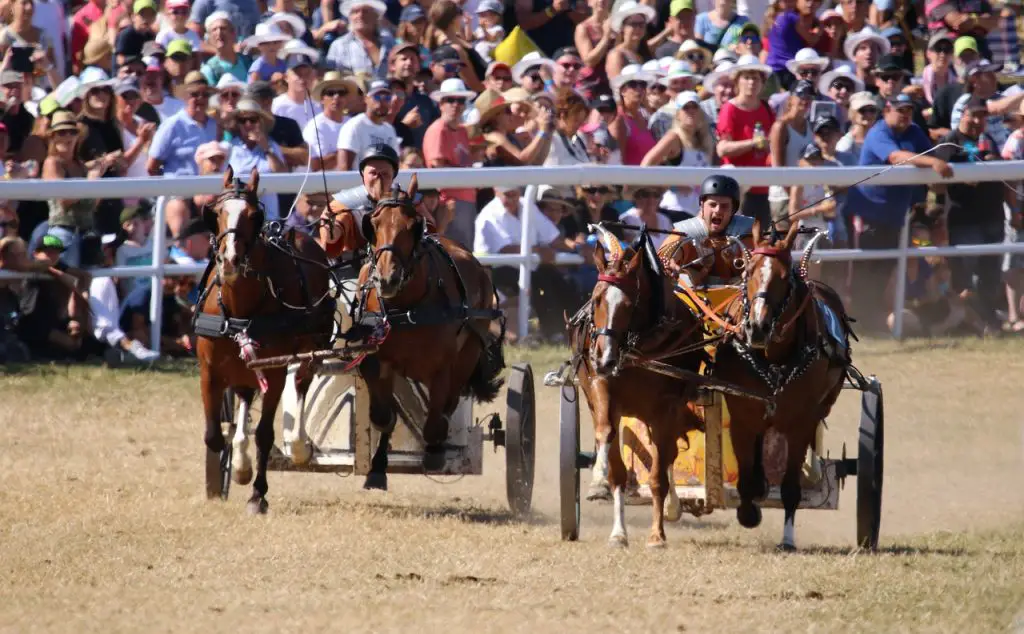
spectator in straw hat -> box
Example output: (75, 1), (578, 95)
(148, 70), (218, 237)
(423, 77), (477, 247)
(304, 71), (360, 171)
(225, 98), (288, 220)
(477, 88), (551, 168)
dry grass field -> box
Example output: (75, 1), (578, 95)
(2, 338), (1024, 633)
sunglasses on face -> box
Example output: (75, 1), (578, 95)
(623, 80), (646, 90)
(878, 72), (903, 82)
(237, 116), (261, 125)
(443, 62), (464, 73)
(830, 80), (853, 91)
(121, 91), (141, 101)
(171, 7), (189, 14)
(798, 68), (821, 77)
(649, 84), (667, 93)
(583, 187), (610, 194)
(442, 97), (466, 106)
(623, 18), (647, 28)
(371, 92), (393, 103)
(932, 43), (953, 54)
(169, 53), (190, 62)
(525, 73), (543, 82)
(220, 91), (241, 101)
(492, 74), (513, 83)
(635, 190), (660, 199)
(186, 90), (209, 100)
(911, 237), (933, 246)
(741, 34), (759, 44)
(560, 61), (583, 70)
(54, 129), (77, 137)
(322, 88), (347, 97)
(858, 106), (879, 116)
(686, 52), (704, 63)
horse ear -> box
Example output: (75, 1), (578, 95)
(752, 219), (762, 246)
(222, 165), (234, 191)
(202, 204), (218, 235)
(248, 167), (260, 194)
(361, 212), (375, 244)
(780, 220), (800, 251)
(412, 215), (424, 243)
(408, 173), (418, 201)
(592, 239), (607, 273)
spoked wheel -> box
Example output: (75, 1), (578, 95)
(559, 384), (581, 541)
(505, 363), (536, 517)
(856, 377), (884, 550)
(205, 390), (236, 500)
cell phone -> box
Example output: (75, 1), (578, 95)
(10, 46), (34, 74)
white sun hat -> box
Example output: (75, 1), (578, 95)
(76, 67), (116, 98)
(610, 0), (657, 32)
(785, 47), (830, 75)
(610, 63), (657, 92)
(641, 59), (665, 79)
(242, 22), (291, 51)
(512, 51), (556, 84)
(728, 53), (772, 79)
(430, 77), (478, 102)
(340, 0), (388, 18)
(843, 27), (891, 61)
(675, 90), (700, 108)
(818, 64), (865, 95)
(267, 11), (306, 37)
(282, 38), (321, 63)
(702, 60), (736, 89)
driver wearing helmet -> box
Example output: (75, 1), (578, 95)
(661, 174), (754, 287)
(317, 143), (436, 258)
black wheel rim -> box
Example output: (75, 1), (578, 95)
(219, 390), (236, 501)
(857, 378), (884, 550)
(505, 364), (536, 516)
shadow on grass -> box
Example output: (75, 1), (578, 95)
(795, 543), (971, 557)
(0, 357), (198, 378)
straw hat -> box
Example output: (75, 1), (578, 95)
(728, 54), (772, 79)
(311, 71), (360, 100)
(512, 52), (556, 84)
(81, 37), (113, 67)
(430, 78), (477, 102)
(610, 0), (657, 32)
(242, 22), (290, 52)
(818, 65), (865, 95)
(785, 47), (830, 75)
(677, 39), (712, 67)
(226, 99), (275, 129)
(473, 89), (510, 127)
(46, 110), (85, 139)
(843, 27), (891, 61)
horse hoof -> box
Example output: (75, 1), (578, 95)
(586, 482), (612, 502)
(777, 542), (797, 553)
(736, 503), (762, 529)
(362, 472), (388, 491)
(247, 497), (269, 515)
(422, 446), (447, 473)
(232, 465), (253, 486)
(646, 536), (667, 549)
(608, 534), (629, 549)
(289, 439), (313, 466)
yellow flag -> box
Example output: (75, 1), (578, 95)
(492, 26), (541, 66)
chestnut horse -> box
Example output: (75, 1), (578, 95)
(568, 225), (707, 548)
(355, 175), (504, 489)
(715, 222), (853, 550)
(196, 167), (333, 514)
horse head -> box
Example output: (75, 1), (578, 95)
(742, 219), (800, 349)
(589, 223), (645, 377)
(203, 166), (265, 281)
(363, 174), (423, 299)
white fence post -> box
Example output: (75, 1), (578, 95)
(518, 185), (537, 341)
(149, 196), (168, 354)
(891, 211), (913, 341)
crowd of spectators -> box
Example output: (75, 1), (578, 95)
(1, 0), (1023, 361)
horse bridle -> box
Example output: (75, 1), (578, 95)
(748, 246), (800, 342)
(590, 270), (642, 369)
(209, 190), (266, 279)
(366, 202), (425, 297)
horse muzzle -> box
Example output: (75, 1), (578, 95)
(375, 271), (403, 298)
(745, 321), (770, 350)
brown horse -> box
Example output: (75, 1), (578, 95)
(196, 167), (333, 514)
(715, 222), (852, 550)
(569, 225), (707, 548)
(355, 174), (504, 489)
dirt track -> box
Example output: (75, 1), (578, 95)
(1, 339), (1023, 633)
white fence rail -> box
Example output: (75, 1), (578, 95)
(1, 163), (1022, 352)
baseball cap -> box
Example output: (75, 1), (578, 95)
(166, 0), (190, 9)
(38, 96), (61, 117)
(114, 77), (141, 96)
(432, 45), (461, 63)
(812, 114), (840, 134)
(246, 80), (275, 100)
(166, 39), (193, 57)
(132, 0), (157, 13)
(850, 91), (881, 112)
(400, 4), (424, 21)
(793, 79), (816, 98)
(670, 0), (694, 14)
(590, 93), (616, 111)
(886, 93), (914, 108)
(141, 41), (165, 58)
(367, 79), (392, 96)
(40, 234), (66, 252)
(800, 142), (823, 160)
(963, 95), (990, 112)
(675, 90), (700, 108)
(486, 61), (510, 77)
(552, 46), (581, 61)
(954, 35), (979, 58)
(476, 0), (503, 13)
(928, 30), (954, 51)
(120, 205), (151, 225)
(880, 26), (903, 40)
(389, 41), (419, 61)
(0, 70), (24, 86)
(876, 54), (908, 74)
(963, 59), (1003, 79)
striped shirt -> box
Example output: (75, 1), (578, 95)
(325, 30), (396, 79)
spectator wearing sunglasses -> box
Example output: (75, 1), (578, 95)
(922, 30), (957, 105)
(729, 22), (763, 57)
(925, 0), (998, 60)
(225, 99), (288, 220)
(873, 54), (930, 131)
(765, 0), (827, 90)
(768, 47), (829, 113)
(837, 90), (881, 156)
(424, 78), (478, 248)
(303, 71), (358, 171)
(552, 46), (584, 90)
(337, 80), (400, 171)
(606, 1), (656, 81)
(157, 0), (203, 53)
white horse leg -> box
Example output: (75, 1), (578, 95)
(232, 398), (252, 485)
(608, 484), (628, 547)
(663, 465), (682, 522)
(281, 364), (312, 466)
(587, 442), (612, 501)
(781, 515), (796, 551)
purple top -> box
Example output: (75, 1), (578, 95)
(766, 11), (804, 72)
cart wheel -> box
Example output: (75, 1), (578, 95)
(505, 363), (536, 517)
(856, 377), (884, 551)
(559, 384), (581, 541)
(205, 389), (236, 501)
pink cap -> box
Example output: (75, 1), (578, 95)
(167, 0), (190, 8)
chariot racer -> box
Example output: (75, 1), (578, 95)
(317, 144), (436, 257)
(659, 174), (755, 287)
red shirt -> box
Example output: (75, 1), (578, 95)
(422, 118), (475, 203)
(70, 0), (105, 69)
(717, 99), (775, 195)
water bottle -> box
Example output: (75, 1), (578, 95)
(753, 122), (765, 150)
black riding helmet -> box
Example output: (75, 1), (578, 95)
(699, 174), (741, 206)
(358, 143), (400, 174)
